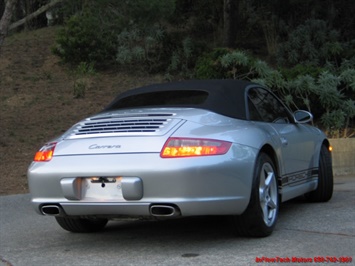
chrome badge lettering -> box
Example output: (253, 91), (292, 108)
(89, 144), (121, 149)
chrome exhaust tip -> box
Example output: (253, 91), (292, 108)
(40, 205), (63, 216)
(150, 205), (181, 217)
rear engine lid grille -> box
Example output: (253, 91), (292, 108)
(78, 119), (168, 134)
(66, 113), (182, 139)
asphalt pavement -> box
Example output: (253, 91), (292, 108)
(0, 176), (354, 266)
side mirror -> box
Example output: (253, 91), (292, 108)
(294, 110), (313, 124)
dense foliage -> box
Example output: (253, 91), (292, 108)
(44, 0), (355, 137)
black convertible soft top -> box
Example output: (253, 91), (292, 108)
(104, 79), (260, 120)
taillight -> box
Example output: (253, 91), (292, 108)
(34, 142), (57, 162)
(160, 137), (232, 158)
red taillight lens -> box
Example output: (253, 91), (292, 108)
(34, 142), (57, 162)
(160, 137), (232, 158)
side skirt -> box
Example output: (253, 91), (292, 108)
(279, 168), (318, 202)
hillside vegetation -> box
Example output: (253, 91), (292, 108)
(0, 27), (163, 195)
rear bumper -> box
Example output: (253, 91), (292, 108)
(28, 144), (257, 218)
(33, 196), (248, 217)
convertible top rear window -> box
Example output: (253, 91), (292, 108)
(104, 80), (260, 120)
(109, 90), (209, 109)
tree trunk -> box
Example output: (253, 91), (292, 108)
(9, 0), (63, 31)
(223, 0), (238, 48)
(0, 0), (18, 49)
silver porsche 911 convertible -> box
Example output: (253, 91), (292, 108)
(28, 79), (333, 237)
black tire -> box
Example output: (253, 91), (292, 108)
(305, 145), (333, 202)
(232, 153), (279, 237)
(55, 217), (108, 233)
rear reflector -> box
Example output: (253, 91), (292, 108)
(34, 142), (57, 162)
(160, 137), (231, 158)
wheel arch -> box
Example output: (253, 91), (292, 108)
(322, 139), (331, 150)
(318, 138), (332, 166)
(259, 144), (282, 200)
(259, 144), (279, 177)
(322, 139), (330, 149)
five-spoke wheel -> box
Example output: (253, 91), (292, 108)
(232, 152), (279, 237)
(259, 163), (278, 227)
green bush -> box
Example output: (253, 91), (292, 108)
(195, 48), (276, 81)
(53, 12), (118, 65)
(73, 80), (86, 99)
(165, 37), (204, 79)
(195, 48), (242, 79)
(280, 64), (325, 80)
(72, 62), (96, 99)
(116, 25), (167, 72)
(277, 19), (345, 67)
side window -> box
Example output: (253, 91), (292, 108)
(248, 87), (290, 123)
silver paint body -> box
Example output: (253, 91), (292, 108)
(28, 108), (326, 218)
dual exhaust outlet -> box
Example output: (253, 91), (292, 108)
(40, 204), (181, 217)
(149, 205), (181, 217)
(40, 205), (63, 216)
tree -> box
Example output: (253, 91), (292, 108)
(8, 0), (63, 31)
(0, 0), (17, 49)
(1, 0), (63, 50)
(223, 0), (238, 47)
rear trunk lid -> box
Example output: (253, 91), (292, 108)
(53, 110), (185, 156)
(52, 108), (236, 156)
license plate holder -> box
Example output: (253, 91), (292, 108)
(82, 176), (123, 200)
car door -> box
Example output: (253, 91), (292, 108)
(247, 87), (316, 176)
